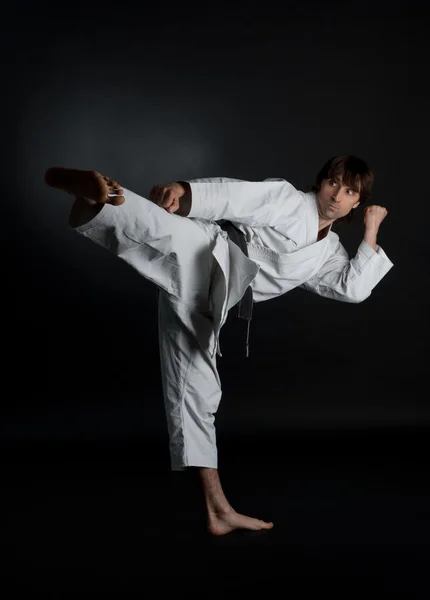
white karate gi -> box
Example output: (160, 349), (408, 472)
(69, 177), (393, 470)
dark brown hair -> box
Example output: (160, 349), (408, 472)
(311, 155), (374, 223)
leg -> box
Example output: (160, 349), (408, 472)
(48, 167), (216, 308)
(158, 291), (274, 535)
(49, 168), (272, 534)
(157, 290), (220, 470)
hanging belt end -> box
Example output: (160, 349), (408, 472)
(245, 319), (251, 358)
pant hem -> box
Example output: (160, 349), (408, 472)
(171, 458), (218, 471)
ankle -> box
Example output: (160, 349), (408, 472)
(206, 503), (234, 517)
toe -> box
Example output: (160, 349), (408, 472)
(103, 175), (121, 188)
(256, 519), (273, 530)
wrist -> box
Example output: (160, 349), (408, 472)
(176, 181), (192, 216)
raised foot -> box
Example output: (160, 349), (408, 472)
(208, 509), (274, 536)
(44, 167), (125, 206)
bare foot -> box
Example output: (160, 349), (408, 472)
(44, 167), (125, 206)
(208, 508), (274, 536)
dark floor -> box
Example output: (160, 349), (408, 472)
(1, 427), (429, 595)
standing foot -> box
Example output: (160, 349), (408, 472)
(208, 508), (274, 536)
(198, 467), (274, 536)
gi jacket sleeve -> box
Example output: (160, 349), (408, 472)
(301, 240), (394, 303)
(185, 177), (304, 227)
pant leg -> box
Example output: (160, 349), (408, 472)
(71, 187), (216, 308)
(71, 187), (224, 468)
(157, 290), (222, 470)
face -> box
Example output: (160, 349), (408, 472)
(316, 176), (361, 222)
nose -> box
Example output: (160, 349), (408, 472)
(331, 189), (341, 202)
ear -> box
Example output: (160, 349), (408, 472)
(353, 200), (360, 209)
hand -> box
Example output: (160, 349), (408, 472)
(150, 182), (186, 214)
(364, 205), (387, 231)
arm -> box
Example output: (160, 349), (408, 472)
(362, 205), (388, 251)
(184, 178), (303, 227)
(150, 177), (246, 218)
(175, 177), (247, 217)
(302, 204), (392, 302)
(151, 177), (303, 227)
(301, 238), (393, 303)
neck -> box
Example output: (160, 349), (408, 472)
(318, 217), (333, 232)
(315, 193), (335, 232)
(316, 201), (334, 232)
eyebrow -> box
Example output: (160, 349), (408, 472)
(331, 176), (360, 192)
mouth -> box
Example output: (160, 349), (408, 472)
(329, 204), (338, 211)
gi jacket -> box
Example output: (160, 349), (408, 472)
(186, 177), (394, 356)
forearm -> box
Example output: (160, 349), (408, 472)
(301, 239), (394, 303)
(181, 179), (301, 226)
(363, 227), (378, 251)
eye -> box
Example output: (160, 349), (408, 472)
(347, 189), (356, 196)
(328, 179), (338, 186)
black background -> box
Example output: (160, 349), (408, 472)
(3, 0), (429, 594)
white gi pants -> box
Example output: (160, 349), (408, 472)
(73, 187), (254, 470)
(157, 291), (222, 470)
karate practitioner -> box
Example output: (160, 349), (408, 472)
(44, 155), (393, 535)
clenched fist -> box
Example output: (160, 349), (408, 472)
(364, 205), (387, 231)
(150, 182), (186, 214)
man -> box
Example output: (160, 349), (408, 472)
(44, 155), (392, 535)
